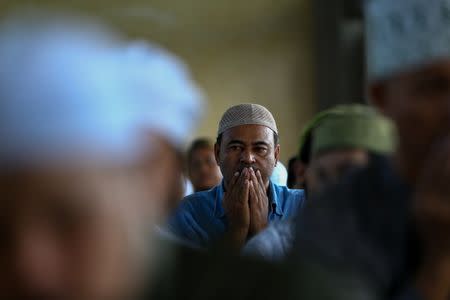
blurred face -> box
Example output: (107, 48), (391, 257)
(371, 60), (450, 183)
(0, 150), (171, 300)
(306, 148), (369, 194)
(215, 125), (280, 189)
(188, 147), (222, 192)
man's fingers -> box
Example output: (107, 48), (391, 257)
(225, 171), (240, 193)
(234, 168), (250, 203)
(249, 167), (258, 184)
(255, 169), (268, 199)
(250, 168), (264, 204)
(249, 180), (258, 206)
(243, 178), (250, 203)
(232, 169), (246, 195)
(232, 171), (240, 184)
(238, 168), (249, 183)
(231, 170), (241, 186)
(256, 169), (265, 190)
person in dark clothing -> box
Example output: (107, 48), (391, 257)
(287, 156), (306, 189)
(243, 104), (396, 262)
(294, 1), (450, 299)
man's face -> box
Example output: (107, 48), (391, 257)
(215, 124), (280, 189)
(306, 148), (369, 194)
(371, 60), (450, 182)
(188, 147), (222, 192)
(0, 158), (166, 300)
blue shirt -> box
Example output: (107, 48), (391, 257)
(168, 181), (305, 248)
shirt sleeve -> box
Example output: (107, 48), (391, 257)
(167, 199), (208, 248)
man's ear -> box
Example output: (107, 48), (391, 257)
(214, 143), (221, 166)
(274, 144), (280, 165)
(369, 81), (389, 115)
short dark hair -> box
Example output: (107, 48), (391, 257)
(216, 131), (279, 146)
(187, 138), (214, 162)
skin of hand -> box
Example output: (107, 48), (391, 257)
(248, 168), (269, 237)
(222, 168), (251, 250)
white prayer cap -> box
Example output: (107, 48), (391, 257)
(270, 162), (288, 186)
(122, 42), (204, 148)
(218, 103), (278, 136)
(0, 12), (145, 166)
(365, 0), (450, 82)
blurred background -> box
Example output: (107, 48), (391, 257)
(0, 0), (363, 163)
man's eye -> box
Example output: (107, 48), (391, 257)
(229, 145), (242, 151)
(255, 147), (268, 154)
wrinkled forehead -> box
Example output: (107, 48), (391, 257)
(221, 124), (276, 145)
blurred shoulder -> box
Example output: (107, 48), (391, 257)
(273, 184), (306, 201)
(178, 185), (220, 211)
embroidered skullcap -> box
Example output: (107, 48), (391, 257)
(218, 103), (278, 136)
(299, 104), (396, 162)
(365, 0), (450, 81)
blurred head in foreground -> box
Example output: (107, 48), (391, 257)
(299, 104), (396, 193)
(123, 40), (204, 215)
(186, 138), (222, 192)
(0, 11), (202, 300)
(366, 0), (450, 183)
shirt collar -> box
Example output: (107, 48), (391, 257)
(213, 180), (283, 218)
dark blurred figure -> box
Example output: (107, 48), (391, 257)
(299, 104), (395, 195)
(243, 104), (395, 261)
(187, 138), (222, 192)
(287, 156), (306, 189)
(295, 0), (450, 299)
(0, 11), (203, 300)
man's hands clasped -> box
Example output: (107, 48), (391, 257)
(222, 167), (269, 250)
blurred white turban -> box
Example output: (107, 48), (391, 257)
(123, 41), (204, 148)
(0, 11), (203, 166)
(366, 0), (450, 81)
(270, 162), (288, 186)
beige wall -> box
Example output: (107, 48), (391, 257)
(182, 36), (315, 163)
(1, 0), (316, 163)
(158, 1), (317, 163)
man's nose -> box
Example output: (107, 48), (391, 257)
(240, 149), (256, 165)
